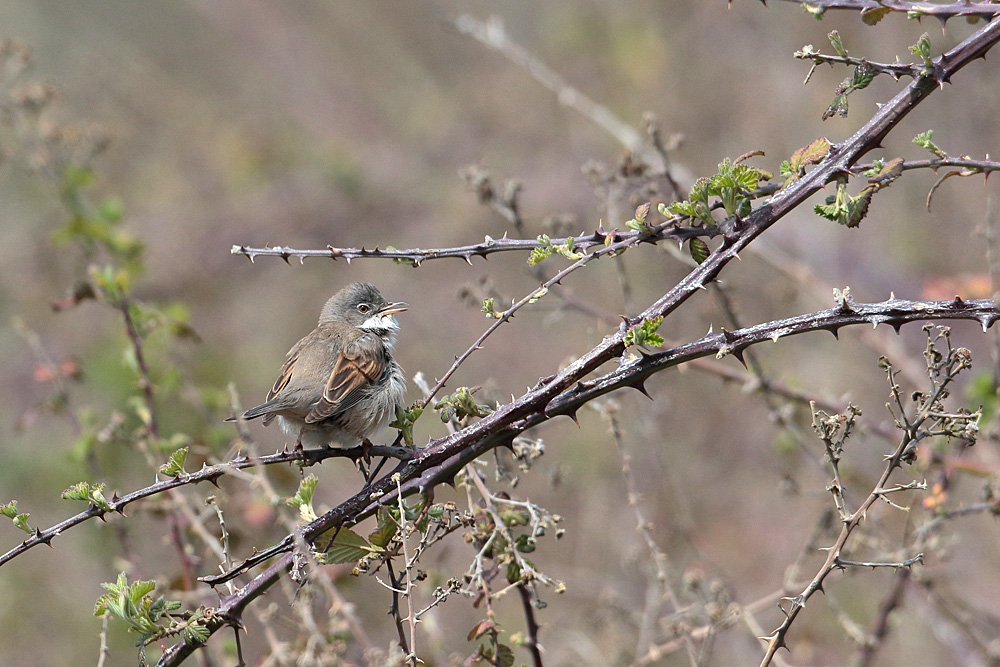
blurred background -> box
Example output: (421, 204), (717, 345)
(1, 1), (999, 665)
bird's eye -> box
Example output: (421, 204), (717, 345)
(357, 303), (371, 314)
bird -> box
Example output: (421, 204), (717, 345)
(229, 282), (407, 451)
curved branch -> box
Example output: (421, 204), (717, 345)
(199, 295), (1000, 588)
(0, 443), (410, 568)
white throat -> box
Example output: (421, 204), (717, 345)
(361, 314), (399, 347)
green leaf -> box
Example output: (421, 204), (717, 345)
(689, 238), (710, 264)
(0, 500), (18, 520)
(828, 30), (847, 57)
(788, 137), (831, 174)
(633, 202), (650, 225)
(313, 528), (376, 564)
(813, 182), (873, 228)
(913, 130), (947, 159)
(286, 475), (318, 522)
(435, 387), (493, 423)
(1, 500), (33, 534)
(389, 403), (423, 446)
(851, 61), (875, 90)
(909, 32), (934, 69)
(623, 316), (665, 348)
(368, 506), (398, 548)
(158, 447), (188, 478)
(527, 235), (553, 266)
(866, 157), (904, 187)
(861, 6), (891, 24)
(552, 236), (585, 261)
(61, 481), (114, 512)
(482, 297), (501, 319)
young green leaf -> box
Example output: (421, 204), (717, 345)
(909, 32), (934, 70)
(158, 447), (188, 478)
(61, 481), (114, 512)
(623, 316), (665, 348)
(913, 130), (947, 159)
(286, 475), (319, 522)
(828, 30), (847, 58)
(1, 500), (32, 535)
(389, 403), (424, 446)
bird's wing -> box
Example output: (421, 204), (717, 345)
(305, 334), (385, 424)
(242, 340), (302, 426)
(267, 344), (299, 401)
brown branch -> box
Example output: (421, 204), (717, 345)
(229, 223), (711, 264)
(517, 585), (544, 667)
(766, 0), (1000, 18)
(151, 15), (1000, 661)
(198, 295), (1000, 593)
(0, 443), (410, 568)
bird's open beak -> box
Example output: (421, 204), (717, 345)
(379, 301), (408, 316)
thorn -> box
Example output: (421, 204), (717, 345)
(630, 380), (652, 399)
(464, 255), (473, 266)
(891, 321), (903, 335)
(732, 349), (747, 368)
(873, 320), (878, 330)
(734, 252), (741, 261)
(829, 326), (840, 340)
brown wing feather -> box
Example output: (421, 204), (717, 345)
(260, 343), (300, 426)
(305, 335), (385, 424)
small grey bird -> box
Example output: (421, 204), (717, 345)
(230, 283), (407, 450)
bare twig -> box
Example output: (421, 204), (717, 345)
(449, 15), (671, 176)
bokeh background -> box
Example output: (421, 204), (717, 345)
(1, 2), (999, 665)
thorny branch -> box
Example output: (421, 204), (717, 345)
(20, 11), (999, 666)
(0, 442), (411, 567)
(764, 0), (1000, 19)
(231, 153), (1000, 266)
(758, 327), (981, 667)
(152, 298), (1000, 666)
